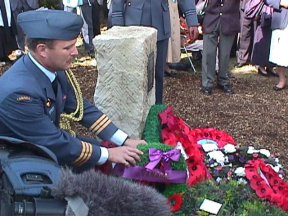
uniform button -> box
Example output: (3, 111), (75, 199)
(128, 2), (131, 6)
(221, 3), (223, 6)
(220, 12), (222, 16)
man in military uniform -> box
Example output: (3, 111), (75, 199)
(0, 9), (146, 171)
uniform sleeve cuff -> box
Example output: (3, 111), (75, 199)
(96, 147), (109, 165)
(110, 129), (128, 146)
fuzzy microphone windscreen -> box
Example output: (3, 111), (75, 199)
(52, 168), (172, 216)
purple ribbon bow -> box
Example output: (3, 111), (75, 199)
(112, 148), (187, 184)
(145, 148), (181, 171)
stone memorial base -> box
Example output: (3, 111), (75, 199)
(93, 26), (157, 138)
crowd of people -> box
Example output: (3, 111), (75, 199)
(1, 0), (288, 95)
(0, 0), (108, 65)
(0, 0), (287, 171)
(167, 0), (288, 95)
(236, 0), (288, 91)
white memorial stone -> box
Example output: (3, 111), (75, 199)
(93, 26), (157, 138)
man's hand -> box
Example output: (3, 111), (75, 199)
(107, 146), (143, 166)
(188, 26), (199, 43)
(124, 138), (147, 149)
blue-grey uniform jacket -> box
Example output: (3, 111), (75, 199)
(111, 0), (199, 41)
(0, 55), (120, 169)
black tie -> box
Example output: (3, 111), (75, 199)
(52, 77), (58, 95)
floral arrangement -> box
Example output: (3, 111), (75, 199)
(158, 106), (210, 186)
(142, 105), (288, 215)
(177, 180), (288, 216)
(205, 142), (288, 212)
(112, 142), (188, 185)
(205, 144), (285, 184)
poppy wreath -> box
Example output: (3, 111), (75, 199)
(245, 159), (288, 212)
(112, 143), (188, 185)
(159, 107), (237, 186)
(159, 106), (211, 186)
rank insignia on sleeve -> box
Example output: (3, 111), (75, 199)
(16, 96), (32, 102)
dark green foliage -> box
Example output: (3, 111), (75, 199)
(39, 0), (62, 9)
(143, 104), (167, 142)
(162, 184), (188, 198)
(176, 180), (288, 216)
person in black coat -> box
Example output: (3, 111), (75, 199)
(201, 0), (240, 95)
(0, 0), (18, 63)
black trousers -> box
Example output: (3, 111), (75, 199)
(155, 39), (169, 104)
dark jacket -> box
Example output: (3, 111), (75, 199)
(202, 0), (241, 35)
(9, 0), (39, 11)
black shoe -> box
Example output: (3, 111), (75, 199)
(164, 70), (173, 77)
(257, 67), (269, 77)
(273, 85), (286, 91)
(201, 87), (212, 96)
(234, 63), (248, 68)
(227, 72), (235, 79)
(168, 62), (191, 71)
(218, 84), (234, 94)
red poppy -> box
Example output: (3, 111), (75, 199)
(256, 186), (272, 199)
(249, 177), (264, 191)
(159, 106), (173, 125)
(186, 149), (204, 163)
(168, 194), (184, 213)
(161, 128), (177, 147)
(187, 163), (208, 186)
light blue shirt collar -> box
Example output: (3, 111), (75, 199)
(28, 53), (56, 82)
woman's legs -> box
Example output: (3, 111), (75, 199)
(274, 66), (287, 90)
